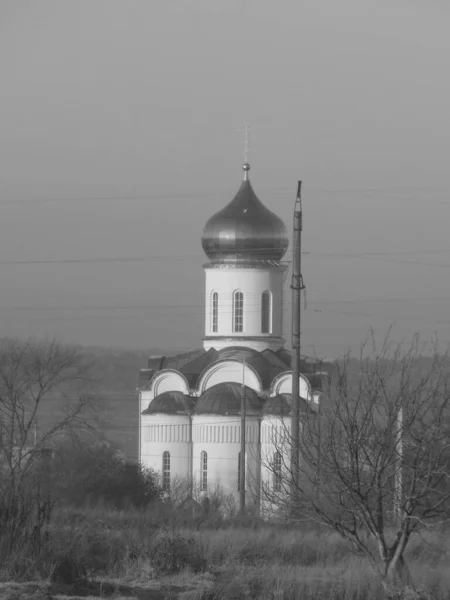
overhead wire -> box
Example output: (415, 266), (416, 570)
(0, 185), (449, 208)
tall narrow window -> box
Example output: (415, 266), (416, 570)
(200, 451), (208, 491)
(212, 292), (218, 333)
(273, 451), (282, 491)
(162, 451), (171, 492)
(233, 291), (244, 333)
(261, 290), (272, 334)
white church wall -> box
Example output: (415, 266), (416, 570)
(140, 413), (191, 487)
(260, 415), (292, 516)
(204, 265), (286, 351)
(192, 414), (260, 504)
(196, 361), (262, 394)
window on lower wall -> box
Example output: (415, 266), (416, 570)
(273, 451), (282, 491)
(200, 451), (208, 491)
(162, 451), (171, 492)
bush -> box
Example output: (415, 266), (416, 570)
(151, 530), (207, 576)
(50, 440), (162, 509)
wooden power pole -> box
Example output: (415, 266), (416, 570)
(291, 181), (303, 505)
(394, 400), (403, 525)
(240, 360), (246, 512)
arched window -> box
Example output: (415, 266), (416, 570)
(211, 292), (218, 333)
(233, 291), (244, 333)
(273, 451), (282, 491)
(200, 451), (208, 491)
(261, 290), (272, 334)
(162, 451), (171, 492)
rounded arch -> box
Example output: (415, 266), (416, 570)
(196, 359), (263, 395)
(149, 369), (190, 398)
(269, 371), (312, 401)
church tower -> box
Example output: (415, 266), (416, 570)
(201, 163), (289, 352)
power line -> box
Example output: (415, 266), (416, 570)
(3, 249), (450, 267)
(1, 185), (449, 208)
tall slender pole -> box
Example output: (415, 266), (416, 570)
(240, 360), (246, 513)
(394, 401), (403, 525)
(291, 181), (303, 506)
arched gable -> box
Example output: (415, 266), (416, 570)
(269, 371), (312, 401)
(196, 359), (263, 395)
(149, 369), (190, 399)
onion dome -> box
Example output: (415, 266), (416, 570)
(143, 391), (194, 415)
(201, 164), (289, 264)
(195, 382), (263, 415)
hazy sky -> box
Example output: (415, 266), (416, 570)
(1, 0), (450, 358)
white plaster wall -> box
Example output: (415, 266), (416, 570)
(140, 413), (191, 485)
(204, 265), (286, 351)
(192, 415), (260, 504)
(196, 361), (262, 394)
(260, 416), (291, 514)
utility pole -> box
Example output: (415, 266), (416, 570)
(291, 181), (303, 506)
(240, 360), (246, 513)
(394, 399), (403, 525)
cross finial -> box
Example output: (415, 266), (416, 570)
(238, 121), (251, 180)
(244, 121), (250, 164)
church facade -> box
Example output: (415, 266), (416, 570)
(138, 162), (329, 507)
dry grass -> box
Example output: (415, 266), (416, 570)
(1, 505), (449, 599)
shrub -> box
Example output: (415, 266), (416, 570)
(50, 440), (162, 509)
(151, 530), (207, 576)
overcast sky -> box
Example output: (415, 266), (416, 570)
(0, 0), (449, 358)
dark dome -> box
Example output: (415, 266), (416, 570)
(262, 393), (313, 416)
(195, 382), (263, 415)
(262, 394), (292, 416)
(143, 391), (194, 415)
(201, 165), (289, 264)
(217, 346), (262, 362)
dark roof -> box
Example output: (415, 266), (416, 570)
(142, 391), (194, 415)
(263, 393), (292, 416)
(138, 346), (331, 392)
(195, 382), (263, 415)
(262, 393), (315, 416)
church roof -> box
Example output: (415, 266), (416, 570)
(138, 346), (330, 392)
(201, 164), (289, 264)
(262, 393), (315, 416)
(195, 382), (263, 415)
(142, 391), (194, 415)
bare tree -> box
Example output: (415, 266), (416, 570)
(262, 333), (450, 587)
(0, 337), (97, 506)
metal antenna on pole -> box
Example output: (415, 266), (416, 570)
(291, 181), (304, 508)
(240, 359), (246, 513)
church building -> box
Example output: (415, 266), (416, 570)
(138, 161), (329, 508)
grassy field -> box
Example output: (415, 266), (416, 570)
(1, 506), (449, 600)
